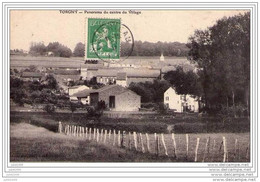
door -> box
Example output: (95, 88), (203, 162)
(109, 96), (115, 108)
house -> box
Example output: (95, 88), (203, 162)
(68, 85), (90, 101)
(125, 68), (160, 85)
(71, 88), (93, 105)
(164, 87), (199, 113)
(95, 68), (161, 86)
(90, 85), (141, 111)
(21, 72), (42, 81)
(116, 72), (127, 87)
(96, 69), (118, 84)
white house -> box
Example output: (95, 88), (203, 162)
(164, 87), (199, 113)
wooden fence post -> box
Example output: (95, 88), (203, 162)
(68, 125), (71, 135)
(108, 130), (111, 140)
(223, 136), (227, 162)
(93, 128), (96, 140)
(121, 131), (125, 148)
(79, 127), (82, 137)
(76, 126), (79, 137)
(133, 132), (138, 150)
(202, 137), (210, 162)
(64, 125), (67, 135)
(100, 129), (103, 142)
(85, 127), (88, 138)
(156, 135), (160, 156)
(58, 121), (62, 133)
(154, 133), (157, 154)
(145, 133), (150, 153)
(89, 128), (92, 140)
(171, 133), (177, 159)
(73, 126), (76, 137)
(161, 133), (168, 156)
(103, 130), (107, 143)
(186, 134), (189, 159)
(113, 130), (116, 146)
(118, 130), (121, 147)
(194, 138), (200, 162)
(140, 133), (145, 153)
(96, 129), (100, 143)
(128, 132), (132, 149)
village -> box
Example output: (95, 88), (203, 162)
(10, 53), (199, 114)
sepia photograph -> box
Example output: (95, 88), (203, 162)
(2, 2), (258, 180)
(10, 9), (250, 163)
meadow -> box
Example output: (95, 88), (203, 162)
(10, 122), (250, 162)
(10, 55), (189, 69)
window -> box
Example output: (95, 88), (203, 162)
(109, 96), (115, 108)
(166, 96), (169, 101)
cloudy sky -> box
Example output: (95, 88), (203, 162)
(10, 10), (248, 51)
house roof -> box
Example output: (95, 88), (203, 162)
(90, 84), (141, 97)
(21, 72), (42, 78)
(116, 72), (127, 80)
(69, 85), (89, 89)
(71, 88), (93, 98)
(96, 69), (119, 77)
(92, 84), (119, 93)
(125, 68), (160, 78)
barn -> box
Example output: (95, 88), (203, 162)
(90, 85), (141, 111)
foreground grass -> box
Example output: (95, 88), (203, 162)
(10, 123), (173, 162)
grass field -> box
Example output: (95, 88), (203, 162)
(10, 55), (189, 69)
(10, 111), (250, 134)
(10, 123), (250, 162)
(10, 123), (172, 162)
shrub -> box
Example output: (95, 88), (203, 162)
(43, 104), (55, 114)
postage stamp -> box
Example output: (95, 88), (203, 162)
(86, 18), (121, 60)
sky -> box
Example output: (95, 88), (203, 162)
(10, 10), (249, 51)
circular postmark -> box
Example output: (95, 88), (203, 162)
(91, 21), (134, 63)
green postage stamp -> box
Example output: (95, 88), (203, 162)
(86, 18), (121, 60)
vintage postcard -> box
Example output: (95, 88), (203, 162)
(2, 2), (258, 181)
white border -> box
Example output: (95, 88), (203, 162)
(1, 2), (258, 180)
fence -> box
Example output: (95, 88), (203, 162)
(58, 121), (250, 162)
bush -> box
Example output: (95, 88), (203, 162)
(219, 105), (249, 117)
(43, 104), (55, 114)
(155, 102), (168, 115)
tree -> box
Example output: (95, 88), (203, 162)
(188, 12), (250, 113)
(44, 104), (55, 114)
(128, 80), (171, 103)
(46, 42), (72, 58)
(164, 66), (202, 96)
(73, 42), (85, 57)
(10, 77), (26, 106)
(44, 74), (58, 90)
(29, 42), (46, 56)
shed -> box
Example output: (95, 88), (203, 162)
(90, 85), (141, 111)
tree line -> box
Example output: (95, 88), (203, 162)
(28, 41), (189, 58)
(29, 42), (73, 57)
